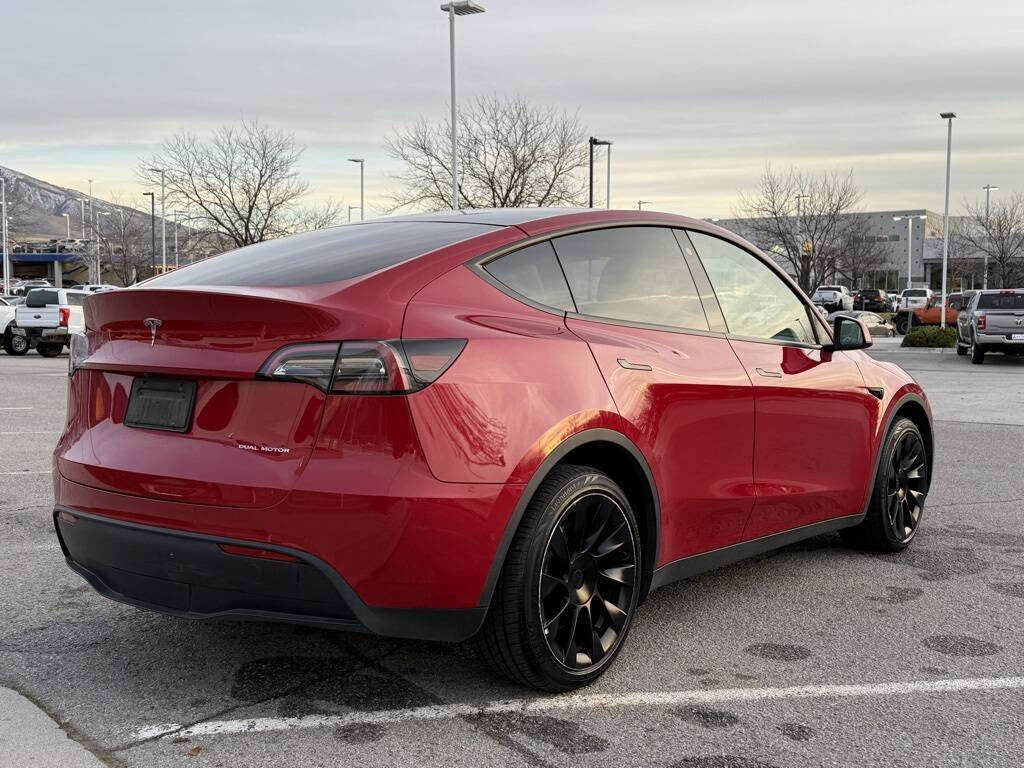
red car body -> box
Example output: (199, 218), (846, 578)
(53, 209), (932, 643)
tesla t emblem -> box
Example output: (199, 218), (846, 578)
(143, 317), (162, 347)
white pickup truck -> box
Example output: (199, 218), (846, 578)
(6, 288), (89, 356)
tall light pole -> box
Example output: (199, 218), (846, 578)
(142, 192), (156, 271)
(588, 137), (612, 208)
(96, 211), (111, 283)
(1, 176), (8, 295)
(149, 168), (167, 272)
(982, 183), (998, 289)
(637, 200), (652, 210)
(172, 210), (180, 269)
(62, 213), (71, 241)
(939, 112), (955, 328)
(440, 1), (486, 211)
(795, 193), (810, 279)
(77, 198), (86, 239)
(893, 214), (927, 297)
(347, 158), (364, 220)
(85, 179), (94, 282)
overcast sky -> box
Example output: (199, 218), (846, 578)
(4, 0), (1023, 218)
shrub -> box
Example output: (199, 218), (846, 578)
(901, 326), (957, 348)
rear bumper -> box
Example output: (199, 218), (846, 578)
(54, 506), (486, 642)
(975, 332), (1024, 347)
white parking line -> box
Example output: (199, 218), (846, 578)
(0, 470), (50, 475)
(0, 431), (59, 435)
(0, 407), (33, 411)
(133, 675), (1024, 741)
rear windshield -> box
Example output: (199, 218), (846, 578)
(817, 286), (841, 292)
(978, 293), (1024, 310)
(145, 222), (498, 287)
(26, 290), (59, 307)
(904, 289), (927, 297)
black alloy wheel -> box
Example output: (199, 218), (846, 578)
(883, 428), (928, 543)
(538, 491), (636, 671)
(476, 465), (641, 691)
(840, 417), (929, 552)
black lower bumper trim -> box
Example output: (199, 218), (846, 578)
(54, 507), (485, 643)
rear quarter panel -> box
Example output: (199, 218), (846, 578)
(402, 264), (620, 484)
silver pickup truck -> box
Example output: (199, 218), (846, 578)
(956, 288), (1024, 364)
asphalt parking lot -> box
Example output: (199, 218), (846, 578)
(1, 347), (1023, 767)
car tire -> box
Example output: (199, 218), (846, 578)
(476, 464), (641, 692)
(895, 316), (910, 335)
(840, 417), (929, 553)
(3, 331), (29, 356)
(970, 339), (985, 365)
(36, 342), (63, 357)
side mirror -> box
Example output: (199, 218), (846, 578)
(831, 314), (872, 351)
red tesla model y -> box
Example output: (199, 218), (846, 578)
(54, 209), (932, 690)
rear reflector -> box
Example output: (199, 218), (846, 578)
(218, 543), (303, 563)
(58, 510), (78, 524)
(258, 339), (465, 395)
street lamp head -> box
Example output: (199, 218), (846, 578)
(983, 184), (999, 192)
(440, 1), (486, 15)
(589, 137), (613, 146)
(939, 112), (956, 119)
(347, 158), (364, 164)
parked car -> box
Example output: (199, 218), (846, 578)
(853, 289), (888, 312)
(811, 284), (853, 312)
(897, 287), (933, 312)
(0, 296), (15, 351)
(828, 310), (896, 338)
(895, 292), (967, 335)
(78, 283), (119, 293)
(956, 288), (1024, 364)
(9, 278), (52, 297)
(53, 209), (933, 691)
(7, 288), (88, 356)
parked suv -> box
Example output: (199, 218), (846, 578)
(957, 289), (1024, 364)
(853, 289), (887, 312)
(53, 209), (932, 691)
(811, 284), (853, 312)
(7, 288), (88, 356)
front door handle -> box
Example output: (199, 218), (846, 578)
(617, 358), (652, 371)
(755, 367), (782, 378)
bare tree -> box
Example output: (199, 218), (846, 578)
(733, 166), (863, 292)
(138, 121), (341, 249)
(92, 197), (154, 285)
(835, 216), (889, 289)
(957, 193), (1024, 288)
(385, 95), (589, 211)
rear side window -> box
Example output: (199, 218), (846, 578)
(483, 241), (575, 312)
(978, 292), (1024, 310)
(66, 293), (86, 306)
(26, 290), (59, 307)
(552, 227), (709, 331)
(689, 230), (815, 345)
(145, 222), (497, 287)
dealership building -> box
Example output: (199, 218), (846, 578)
(714, 209), (984, 292)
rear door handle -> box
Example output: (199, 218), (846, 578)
(617, 358), (652, 371)
(755, 367), (782, 378)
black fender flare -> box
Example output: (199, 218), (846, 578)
(475, 428), (660, 611)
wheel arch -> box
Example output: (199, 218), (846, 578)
(862, 392), (934, 519)
(477, 428), (661, 611)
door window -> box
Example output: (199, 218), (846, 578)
(482, 241), (575, 312)
(688, 231), (816, 345)
(552, 227), (709, 331)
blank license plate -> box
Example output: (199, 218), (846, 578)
(1011, 334), (1024, 341)
(125, 378), (196, 432)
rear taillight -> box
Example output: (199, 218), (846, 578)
(59, 307), (70, 327)
(258, 339), (466, 394)
(977, 314), (987, 331)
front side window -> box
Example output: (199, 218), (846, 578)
(688, 231), (815, 345)
(552, 227), (709, 331)
(483, 241), (575, 312)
